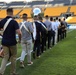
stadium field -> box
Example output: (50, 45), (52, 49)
(0, 29), (76, 75)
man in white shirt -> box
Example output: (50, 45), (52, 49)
(50, 17), (56, 46)
(54, 17), (60, 44)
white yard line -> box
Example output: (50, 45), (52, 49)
(6, 50), (33, 66)
(67, 29), (74, 33)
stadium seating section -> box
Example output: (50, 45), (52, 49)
(0, 5), (76, 24)
(0, 10), (6, 18)
(70, 6), (76, 15)
(44, 6), (68, 17)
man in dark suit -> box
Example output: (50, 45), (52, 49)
(38, 16), (47, 53)
(33, 15), (42, 59)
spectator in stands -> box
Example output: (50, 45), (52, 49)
(0, 8), (21, 75)
(44, 15), (52, 49)
(20, 13), (33, 68)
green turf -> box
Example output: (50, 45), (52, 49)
(1, 29), (76, 75)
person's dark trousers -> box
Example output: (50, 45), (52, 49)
(44, 34), (47, 50)
(48, 31), (51, 49)
(33, 40), (41, 59)
(41, 32), (47, 52)
(52, 31), (55, 46)
(41, 37), (45, 53)
(64, 30), (67, 38)
(57, 29), (60, 42)
(57, 29), (62, 42)
(59, 29), (62, 41)
(61, 31), (65, 39)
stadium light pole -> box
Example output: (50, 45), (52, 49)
(15, 0), (32, 18)
(0, 2), (6, 10)
(44, 0), (54, 8)
(23, 0), (32, 8)
(0, 0), (12, 10)
(26, 0), (32, 3)
(67, 0), (73, 13)
(70, 0), (73, 6)
(45, 0), (53, 7)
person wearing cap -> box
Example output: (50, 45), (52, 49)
(19, 13), (33, 68)
(0, 8), (21, 75)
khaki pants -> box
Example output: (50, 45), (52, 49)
(0, 45), (17, 74)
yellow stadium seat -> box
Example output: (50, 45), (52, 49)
(44, 6), (68, 17)
(19, 8), (32, 18)
(0, 10), (7, 18)
(13, 9), (21, 16)
(70, 5), (76, 15)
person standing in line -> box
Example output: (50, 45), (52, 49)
(44, 15), (52, 49)
(20, 13), (33, 68)
(61, 17), (66, 39)
(0, 8), (21, 75)
(38, 16), (47, 53)
(32, 15), (42, 59)
(50, 17), (56, 46)
(62, 18), (67, 38)
(54, 17), (60, 44)
(58, 19), (62, 41)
